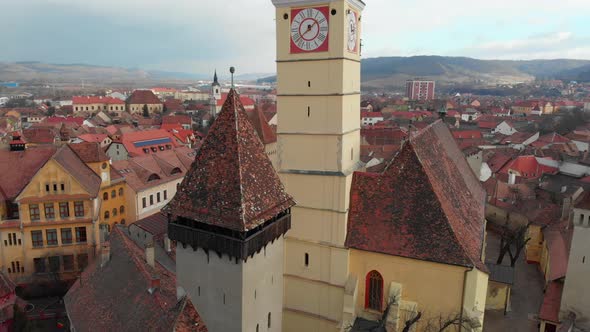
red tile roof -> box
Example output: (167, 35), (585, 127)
(162, 115), (191, 125)
(69, 142), (110, 163)
(77, 133), (109, 143)
(216, 93), (255, 107)
(163, 99), (185, 112)
(499, 156), (558, 179)
(346, 120), (487, 271)
(246, 107), (277, 144)
(478, 121), (500, 129)
(72, 96), (125, 105)
(500, 132), (537, 145)
(361, 111), (384, 118)
(44, 116), (84, 126)
(52, 146), (102, 197)
(120, 129), (180, 157)
(21, 127), (57, 144)
(133, 212), (168, 238)
(452, 130), (483, 139)
(127, 90), (162, 105)
(0, 147), (56, 200)
(165, 89), (295, 232)
(530, 132), (570, 148)
(64, 226), (207, 332)
(539, 281), (563, 323)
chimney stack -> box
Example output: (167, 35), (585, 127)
(100, 243), (111, 267)
(146, 243), (155, 268)
(164, 237), (172, 252)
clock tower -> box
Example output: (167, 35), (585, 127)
(271, 0), (365, 331)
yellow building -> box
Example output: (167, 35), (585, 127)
(126, 90), (163, 115)
(0, 144), (101, 284)
(69, 142), (128, 232)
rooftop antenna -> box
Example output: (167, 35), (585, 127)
(230, 67), (235, 88)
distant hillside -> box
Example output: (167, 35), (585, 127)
(0, 62), (208, 85)
(361, 56), (590, 89)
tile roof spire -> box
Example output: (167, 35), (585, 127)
(165, 88), (294, 232)
(212, 70), (219, 86)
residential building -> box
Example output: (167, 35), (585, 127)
(406, 79), (435, 101)
(246, 107), (278, 169)
(63, 226), (207, 332)
(72, 96), (126, 115)
(69, 142), (127, 233)
(111, 147), (194, 223)
(0, 144), (101, 284)
(126, 90), (163, 115)
(166, 89), (295, 332)
(361, 111), (384, 126)
(105, 129), (180, 161)
(75, 134), (112, 148)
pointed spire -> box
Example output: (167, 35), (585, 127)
(212, 70), (219, 86)
(165, 88), (294, 232)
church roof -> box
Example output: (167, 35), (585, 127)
(212, 70), (220, 87)
(247, 107), (277, 144)
(346, 120), (487, 271)
(165, 89), (294, 232)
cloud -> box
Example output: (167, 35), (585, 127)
(1, 0), (590, 74)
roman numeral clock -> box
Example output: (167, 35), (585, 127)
(290, 6), (329, 53)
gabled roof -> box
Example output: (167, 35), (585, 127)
(246, 107), (277, 144)
(216, 93), (255, 107)
(52, 146), (102, 197)
(346, 120), (487, 271)
(77, 133), (109, 143)
(120, 129), (180, 157)
(22, 127), (57, 144)
(44, 116), (85, 126)
(165, 89), (294, 232)
(162, 115), (191, 125)
(64, 226), (207, 332)
(127, 90), (162, 105)
(133, 212), (168, 238)
(69, 142), (110, 163)
(0, 147), (56, 200)
(499, 155), (558, 179)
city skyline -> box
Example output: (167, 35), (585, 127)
(2, 0), (590, 74)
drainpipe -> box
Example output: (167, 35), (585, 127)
(460, 266), (474, 332)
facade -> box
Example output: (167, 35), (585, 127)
(406, 80), (435, 101)
(560, 194), (590, 330)
(166, 89), (295, 332)
(111, 147), (194, 223)
(0, 145), (101, 284)
(105, 129), (180, 161)
(126, 90), (163, 115)
(271, 0), (365, 330)
(72, 96), (126, 115)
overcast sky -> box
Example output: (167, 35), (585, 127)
(2, 0), (589, 75)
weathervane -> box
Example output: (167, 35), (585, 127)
(230, 66), (235, 88)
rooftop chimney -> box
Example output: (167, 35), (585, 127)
(146, 243), (155, 268)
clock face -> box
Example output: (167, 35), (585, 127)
(290, 6), (329, 53)
(347, 10), (358, 53)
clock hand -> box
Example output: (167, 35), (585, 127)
(303, 21), (319, 38)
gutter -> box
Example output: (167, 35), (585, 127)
(460, 266), (474, 332)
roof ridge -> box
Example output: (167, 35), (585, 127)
(232, 90), (247, 223)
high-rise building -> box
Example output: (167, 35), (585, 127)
(270, 0), (365, 330)
(406, 79), (435, 101)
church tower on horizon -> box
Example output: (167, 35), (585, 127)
(270, 0), (366, 330)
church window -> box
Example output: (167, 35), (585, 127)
(365, 270), (383, 311)
(304, 253), (309, 267)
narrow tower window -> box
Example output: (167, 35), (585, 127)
(198, 286), (201, 296)
(223, 293), (226, 304)
(307, 106), (310, 117)
(256, 324), (259, 332)
(304, 253), (309, 267)
(583, 256), (586, 263)
(308, 81), (311, 87)
(268, 312), (271, 328)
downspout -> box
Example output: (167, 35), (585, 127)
(460, 266), (474, 332)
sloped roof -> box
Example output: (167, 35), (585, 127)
(0, 147), (56, 200)
(22, 127), (56, 144)
(120, 129), (180, 157)
(64, 226), (207, 332)
(246, 107), (277, 144)
(77, 133), (109, 143)
(346, 120), (487, 271)
(162, 115), (191, 125)
(127, 90), (162, 105)
(133, 212), (168, 238)
(539, 281), (563, 323)
(499, 155), (558, 179)
(69, 142), (110, 163)
(52, 146), (102, 197)
(165, 89), (294, 232)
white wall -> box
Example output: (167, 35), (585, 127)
(561, 208), (590, 329)
(135, 179), (182, 221)
(494, 121), (517, 136)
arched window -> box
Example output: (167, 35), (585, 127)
(103, 192), (108, 201)
(118, 188), (124, 196)
(121, 219), (126, 225)
(580, 214), (585, 226)
(104, 211), (110, 219)
(268, 312), (271, 328)
(365, 270), (383, 311)
(111, 190), (116, 198)
(112, 208), (117, 217)
(120, 206), (125, 214)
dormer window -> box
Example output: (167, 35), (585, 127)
(147, 174), (161, 182)
(151, 147), (158, 153)
(171, 167), (182, 175)
(143, 148), (149, 154)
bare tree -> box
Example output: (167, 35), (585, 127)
(497, 222), (531, 267)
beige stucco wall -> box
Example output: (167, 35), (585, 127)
(486, 281), (509, 311)
(132, 178), (182, 223)
(349, 249), (486, 331)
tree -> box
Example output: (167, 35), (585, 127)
(142, 104), (149, 118)
(497, 222), (531, 267)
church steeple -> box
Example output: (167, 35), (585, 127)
(212, 70), (220, 87)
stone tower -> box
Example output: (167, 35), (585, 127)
(270, 0), (365, 330)
(167, 89), (295, 332)
(210, 70), (222, 117)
